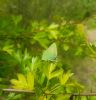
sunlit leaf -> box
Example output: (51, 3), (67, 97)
(10, 72), (34, 90)
(49, 30), (59, 39)
(30, 57), (38, 71)
(63, 44), (69, 51)
(48, 23), (59, 29)
(59, 71), (74, 85)
(26, 72), (34, 90)
(50, 69), (63, 79)
(43, 63), (62, 80)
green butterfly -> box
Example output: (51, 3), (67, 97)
(42, 43), (57, 61)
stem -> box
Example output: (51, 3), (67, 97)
(1, 89), (96, 96)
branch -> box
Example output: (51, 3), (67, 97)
(0, 88), (96, 96)
(0, 89), (34, 94)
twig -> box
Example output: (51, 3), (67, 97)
(0, 89), (34, 94)
(1, 89), (96, 96)
(72, 93), (96, 96)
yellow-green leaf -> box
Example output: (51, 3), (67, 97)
(10, 72), (34, 90)
(59, 71), (74, 85)
(27, 72), (34, 90)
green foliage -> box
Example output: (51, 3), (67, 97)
(9, 43), (84, 100)
(0, 15), (91, 77)
(6, 93), (22, 100)
(0, 15), (96, 99)
(1, 0), (96, 21)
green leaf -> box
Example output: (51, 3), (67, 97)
(12, 15), (22, 25)
(49, 30), (59, 39)
(26, 72), (34, 90)
(10, 72), (34, 90)
(48, 23), (59, 29)
(2, 45), (13, 55)
(30, 57), (38, 71)
(59, 71), (74, 85)
(75, 47), (83, 56)
(42, 43), (57, 61)
(63, 44), (69, 51)
(66, 82), (84, 90)
(43, 63), (56, 80)
(43, 63), (62, 80)
(50, 69), (63, 79)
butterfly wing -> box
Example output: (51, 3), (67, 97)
(42, 43), (57, 61)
